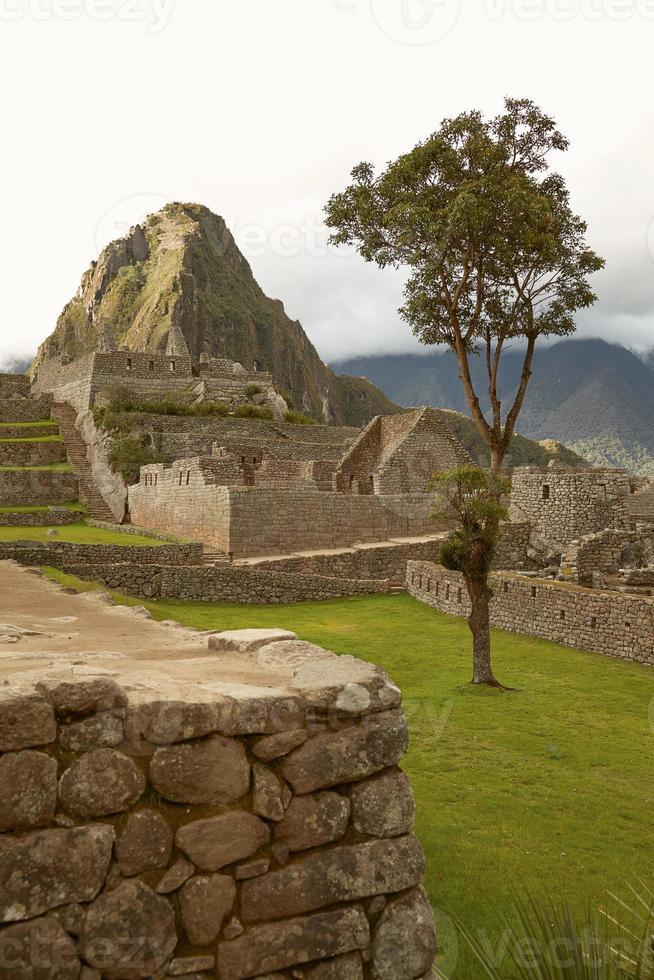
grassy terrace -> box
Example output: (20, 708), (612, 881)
(0, 502), (85, 513)
(0, 462), (74, 472)
(0, 434), (63, 443)
(35, 578), (654, 977)
(0, 523), (164, 545)
(0, 420), (58, 428)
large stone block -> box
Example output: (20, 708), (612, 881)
(175, 812), (270, 871)
(240, 836), (425, 923)
(208, 628), (298, 654)
(216, 906), (370, 980)
(58, 712), (124, 752)
(149, 734), (250, 805)
(0, 826), (114, 922)
(58, 748), (145, 818)
(370, 886), (437, 980)
(81, 880), (176, 980)
(36, 678), (127, 716)
(274, 791), (350, 852)
(180, 874), (236, 946)
(304, 952), (364, 979)
(0, 693), (56, 752)
(0, 916), (81, 979)
(280, 710), (408, 793)
(349, 768), (415, 838)
(0, 750), (57, 832)
(115, 810), (173, 877)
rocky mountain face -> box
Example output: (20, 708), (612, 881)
(333, 339), (654, 475)
(34, 203), (398, 426)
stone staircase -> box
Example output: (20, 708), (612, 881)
(202, 548), (231, 566)
(52, 403), (115, 522)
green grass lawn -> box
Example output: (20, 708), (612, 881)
(0, 420), (58, 429)
(0, 523), (164, 546)
(0, 462), (74, 472)
(35, 580), (654, 977)
(0, 502), (85, 514)
(0, 434), (62, 443)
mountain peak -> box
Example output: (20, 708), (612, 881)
(33, 204), (399, 426)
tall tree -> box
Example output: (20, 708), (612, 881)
(325, 97), (604, 475)
(434, 467), (509, 687)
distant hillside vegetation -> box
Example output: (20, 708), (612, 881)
(333, 339), (654, 474)
(441, 411), (589, 470)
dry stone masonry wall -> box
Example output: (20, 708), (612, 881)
(0, 626), (436, 979)
(407, 560), (654, 665)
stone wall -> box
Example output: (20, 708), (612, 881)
(0, 469), (78, 506)
(0, 392), (53, 424)
(242, 538), (444, 587)
(559, 525), (654, 584)
(493, 522), (535, 570)
(0, 439), (65, 467)
(0, 630), (436, 979)
(59, 562), (391, 603)
(630, 479), (654, 521)
(509, 465), (631, 550)
(0, 539), (203, 569)
(0, 510), (79, 527)
(129, 479), (440, 559)
(407, 560), (654, 665)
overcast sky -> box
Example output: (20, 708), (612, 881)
(1, 0), (653, 369)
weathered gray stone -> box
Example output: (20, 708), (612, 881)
(58, 711), (124, 752)
(280, 711), (408, 793)
(252, 762), (285, 821)
(58, 748), (145, 818)
(274, 791), (350, 852)
(0, 826), (114, 922)
(127, 700), (223, 745)
(180, 874), (236, 946)
(150, 734), (250, 805)
(176, 813), (270, 871)
(81, 880), (176, 979)
(37, 677), (127, 716)
(216, 906), (370, 979)
(241, 836), (425, 923)
(116, 810), (173, 877)
(256, 639), (337, 669)
(349, 769), (415, 838)
(167, 957), (215, 976)
(0, 692), (56, 751)
(155, 859), (195, 895)
(370, 886), (436, 980)
(49, 902), (85, 937)
(252, 728), (308, 761)
(208, 628), (297, 654)
(0, 916), (80, 979)
(304, 952), (364, 979)
(234, 858), (270, 880)
(0, 750), (57, 832)
(222, 917), (244, 941)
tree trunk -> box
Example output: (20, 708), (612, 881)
(466, 577), (501, 687)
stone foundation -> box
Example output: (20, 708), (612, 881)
(0, 572), (436, 979)
(57, 562), (392, 603)
(0, 469), (78, 506)
(0, 439), (65, 467)
(407, 560), (654, 665)
(0, 540), (203, 568)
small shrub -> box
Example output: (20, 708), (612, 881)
(234, 404), (274, 420)
(284, 410), (318, 426)
(245, 384), (263, 398)
(193, 402), (229, 417)
(108, 435), (157, 485)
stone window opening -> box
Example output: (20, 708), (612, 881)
(427, 579), (431, 592)
(435, 582), (439, 596)
(411, 572), (415, 585)
(186, 470), (191, 485)
(169, 360), (175, 372)
(559, 610), (565, 621)
(149, 360), (155, 372)
(154, 474), (157, 487)
(590, 616), (597, 628)
(349, 475), (355, 493)
(418, 576), (423, 589)
(542, 484), (550, 500)
(178, 471), (183, 486)
(503, 582), (509, 594)
(126, 358), (132, 371)
(445, 584), (450, 600)
(457, 588), (462, 604)
(530, 586), (537, 598)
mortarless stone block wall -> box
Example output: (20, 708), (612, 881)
(407, 560), (654, 665)
(0, 628), (437, 979)
(0, 469), (79, 507)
